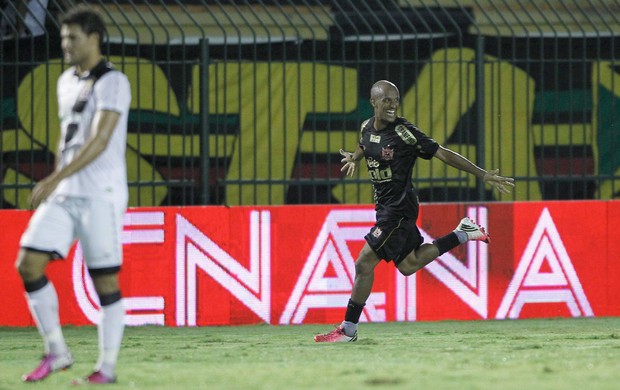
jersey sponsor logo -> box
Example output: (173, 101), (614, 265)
(368, 166), (393, 183)
(395, 124), (417, 145)
(367, 156), (392, 182)
(370, 134), (381, 143)
(381, 145), (394, 161)
(367, 157), (380, 168)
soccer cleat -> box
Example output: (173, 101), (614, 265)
(455, 217), (490, 243)
(22, 353), (73, 382)
(314, 326), (358, 343)
(72, 371), (117, 385)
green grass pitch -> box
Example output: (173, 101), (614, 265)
(1, 317), (619, 389)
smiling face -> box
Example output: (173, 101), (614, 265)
(370, 81), (400, 130)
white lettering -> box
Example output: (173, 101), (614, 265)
(395, 270), (416, 321)
(175, 211), (271, 326)
(73, 211), (166, 326)
(422, 206), (489, 318)
(279, 210), (385, 324)
(496, 208), (593, 319)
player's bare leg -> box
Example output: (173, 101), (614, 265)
(314, 244), (380, 342)
(315, 217), (491, 342)
(350, 244), (382, 304)
(398, 217), (490, 276)
(396, 244), (440, 276)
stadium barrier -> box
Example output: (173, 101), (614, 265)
(1, 200), (618, 327)
(2, 1), (620, 208)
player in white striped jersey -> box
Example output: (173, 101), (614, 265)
(16, 5), (130, 384)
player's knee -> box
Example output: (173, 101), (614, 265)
(354, 260), (368, 276)
(91, 272), (120, 296)
(397, 254), (419, 276)
(15, 252), (46, 281)
(397, 263), (416, 276)
(354, 244), (381, 277)
(16, 261), (39, 281)
(15, 259), (30, 280)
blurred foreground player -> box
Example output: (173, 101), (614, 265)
(16, 5), (131, 384)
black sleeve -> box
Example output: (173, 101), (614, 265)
(413, 127), (439, 160)
(396, 119), (439, 160)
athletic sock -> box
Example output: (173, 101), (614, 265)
(433, 232), (461, 255)
(96, 295), (125, 378)
(454, 230), (468, 244)
(341, 321), (358, 337)
(342, 299), (364, 336)
(25, 279), (69, 356)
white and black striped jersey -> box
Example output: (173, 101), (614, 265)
(54, 60), (131, 207)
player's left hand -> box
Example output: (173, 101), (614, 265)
(483, 169), (515, 194)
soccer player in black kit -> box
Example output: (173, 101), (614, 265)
(314, 80), (515, 342)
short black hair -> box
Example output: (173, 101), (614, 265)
(59, 5), (107, 48)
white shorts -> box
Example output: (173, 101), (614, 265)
(20, 195), (125, 270)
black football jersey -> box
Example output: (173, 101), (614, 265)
(359, 116), (439, 219)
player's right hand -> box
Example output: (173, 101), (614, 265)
(340, 149), (359, 177)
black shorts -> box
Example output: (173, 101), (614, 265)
(364, 217), (424, 265)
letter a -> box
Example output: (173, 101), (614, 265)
(496, 208), (593, 319)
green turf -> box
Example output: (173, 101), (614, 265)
(1, 317), (619, 389)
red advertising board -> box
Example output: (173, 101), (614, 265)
(1, 201), (618, 327)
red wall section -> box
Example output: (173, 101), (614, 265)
(1, 201), (617, 327)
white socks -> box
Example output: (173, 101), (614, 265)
(341, 320), (358, 337)
(454, 230), (468, 244)
(96, 299), (125, 378)
(27, 280), (125, 378)
(26, 282), (69, 356)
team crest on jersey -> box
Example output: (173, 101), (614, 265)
(370, 135), (381, 143)
(372, 227), (383, 238)
(381, 145), (395, 161)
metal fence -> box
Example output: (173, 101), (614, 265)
(1, 0), (619, 208)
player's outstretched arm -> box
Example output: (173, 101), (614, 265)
(339, 146), (364, 177)
(433, 145), (515, 194)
